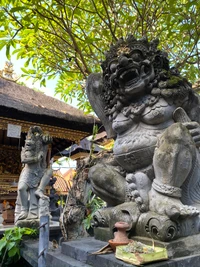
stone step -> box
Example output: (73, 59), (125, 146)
(47, 249), (93, 267)
(21, 239), (92, 267)
(60, 237), (200, 267)
(20, 237), (200, 267)
(61, 237), (132, 267)
(61, 237), (107, 262)
(20, 240), (38, 267)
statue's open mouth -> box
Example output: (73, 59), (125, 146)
(118, 67), (142, 91)
(120, 69), (140, 85)
(117, 62), (154, 92)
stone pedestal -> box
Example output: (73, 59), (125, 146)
(15, 218), (40, 228)
(94, 227), (200, 259)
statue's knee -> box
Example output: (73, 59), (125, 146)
(89, 163), (123, 191)
(18, 182), (27, 192)
(88, 163), (106, 185)
(88, 163), (101, 178)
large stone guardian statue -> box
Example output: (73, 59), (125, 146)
(86, 36), (200, 241)
(15, 126), (53, 226)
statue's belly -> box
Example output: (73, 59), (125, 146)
(113, 125), (163, 172)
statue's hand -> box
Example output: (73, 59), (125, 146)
(183, 122), (200, 147)
(42, 133), (52, 144)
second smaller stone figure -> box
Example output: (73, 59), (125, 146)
(15, 126), (53, 225)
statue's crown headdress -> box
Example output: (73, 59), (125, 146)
(101, 35), (168, 73)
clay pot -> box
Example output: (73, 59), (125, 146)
(109, 221), (130, 251)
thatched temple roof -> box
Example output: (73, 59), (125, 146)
(0, 77), (101, 156)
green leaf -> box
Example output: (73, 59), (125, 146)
(22, 228), (31, 234)
(24, 58), (31, 67)
(10, 7), (27, 12)
(35, 21), (39, 32)
(21, 67), (31, 74)
(6, 44), (11, 60)
(0, 239), (7, 251)
(8, 246), (19, 257)
(7, 241), (16, 250)
(0, 40), (7, 50)
(0, 31), (8, 38)
(40, 78), (46, 87)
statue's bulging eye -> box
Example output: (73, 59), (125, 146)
(109, 61), (118, 73)
(131, 50), (144, 62)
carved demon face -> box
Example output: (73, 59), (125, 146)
(101, 36), (169, 120)
(25, 126), (43, 153)
(24, 139), (36, 151)
(107, 51), (155, 96)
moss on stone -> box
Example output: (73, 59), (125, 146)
(166, 75), (183, 88)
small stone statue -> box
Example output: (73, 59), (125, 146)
(15, 126), (53, 226)
(86, 36), (200, 241)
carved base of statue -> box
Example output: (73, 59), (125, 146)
(135, 212), (200, 241)
(15, 218), (41, 228)
(92, 203), (200, 242)
(15, 197), (51, 227)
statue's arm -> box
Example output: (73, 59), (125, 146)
(181, 91), (200, 148)
(185, 91), (200, 123)
(21, 150), (43, 164)
(86, 73), (116, 139)
(21, 156), (38, 164)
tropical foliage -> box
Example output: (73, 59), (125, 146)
(0, 0), (199, 110)
(0, 227), (37, 266)
(83, 189), (106, 230)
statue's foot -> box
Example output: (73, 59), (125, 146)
(149, 188), (199, 220)
(18, 210), (28, 220)
(35, 189), (48, 200)
(27, 212), (38, 220)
